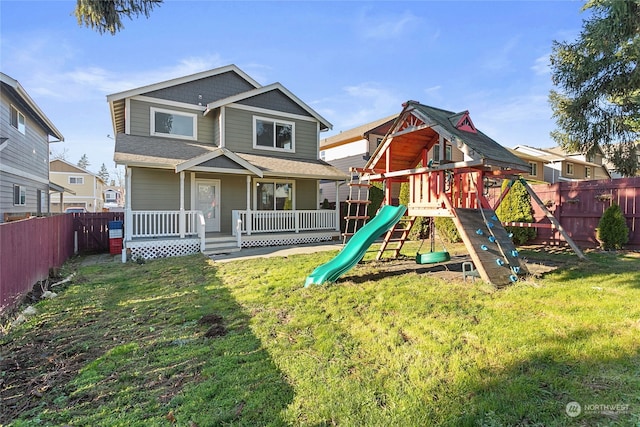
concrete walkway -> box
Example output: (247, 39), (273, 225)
(208, 240), (343, 263)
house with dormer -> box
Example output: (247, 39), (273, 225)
(107, 65), (347, 260)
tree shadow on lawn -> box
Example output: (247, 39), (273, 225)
(455, 329), (640, 426)
(0, 255), (294, 426)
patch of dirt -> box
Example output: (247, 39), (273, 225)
(200, 314), (227, 338)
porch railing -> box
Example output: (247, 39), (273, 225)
(232, 209), (338, 235)
(128, 210), (203, 239)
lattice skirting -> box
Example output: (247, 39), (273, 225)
(126, 238), (201, 260)
(241, 235), (334, 248)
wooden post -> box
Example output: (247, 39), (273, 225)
(520, 178), (587, 260)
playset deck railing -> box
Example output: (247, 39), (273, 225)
(408, 170), (484, 212)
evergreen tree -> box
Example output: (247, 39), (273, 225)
(549, 0), (640, 176)
(75, 0), (162, 35)
(495, 180), (536, 245)
(98, 163), (110, 183)
(597, 204), (629, 250)
(77, 154), (90, 169)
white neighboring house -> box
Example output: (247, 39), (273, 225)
(511, 145), (610, 183)
(104, 186), (124, 211)
(49, 159), (106, 212)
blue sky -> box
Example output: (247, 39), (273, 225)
(1, 0), (588, 177)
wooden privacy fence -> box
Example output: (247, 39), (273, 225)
(508, 177), (639, 249)
(72, 212), (124, 253)
(0, 212), (126, 314)
(0, 215), (74, 314)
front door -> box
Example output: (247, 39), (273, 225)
(195, 179), (220, 232)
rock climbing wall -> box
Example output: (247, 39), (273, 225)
(452, 208), (529, 288)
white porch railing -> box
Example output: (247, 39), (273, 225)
(129, 210), (203, 239)
(232, 209), (338, 235)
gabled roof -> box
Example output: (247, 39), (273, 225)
(1, 72), (64, 141)
(50, 158), (102, 180)
(176, 146), (263, 177)
(320, 114), (398, 149)
(105, 64), (261, 103)
(366, 101), (529, 173)
(203, 82), (332, 131)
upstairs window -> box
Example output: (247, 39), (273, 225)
(69, 176), (84, 185)
(13, 185), (26, 205)
(585, 167), (591, 178)
(254, 116), (294, 152)
(566, 163), (574, 175)
(10, 105), (25, 134)
(529, 162), (538, 176)
(151, 107), (197, 140)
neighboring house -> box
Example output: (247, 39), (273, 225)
(319, 111), (465, 204)
(104, 186), (125, 211)
(511, 145), (610, 183)
(0, 72), (65, 222)
(507, 148), (548, 183)
(49, 159), (106, 212)
(107, 64), (347, 260)
(602, 141), (640, 178)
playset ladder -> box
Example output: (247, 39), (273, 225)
(342, 167), (374, 244)
(376, 216), (416, 260)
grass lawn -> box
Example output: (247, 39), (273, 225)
(1, 244), (639, 426)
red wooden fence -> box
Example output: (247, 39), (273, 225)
(0, 215), (74, 314)
(527, 177), (640, 249)
(0, 212), (126, 314)
(72, 212), (124, 253)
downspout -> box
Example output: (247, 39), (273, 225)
(246, 175), (252, 235)
(123, 167), (132, 263)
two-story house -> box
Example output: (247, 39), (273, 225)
(107, 64), (347, 260)
(104, 185), (125, 211)
(0, 73), (65, 222)
(49, 159), (106, 212)
(511, 145), (610, 183)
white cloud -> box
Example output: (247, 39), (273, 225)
(356, 9), (422, 40)
(531, 54), (550, 76)
(480, 36), (520, 72)
(315, 82), (404, 134)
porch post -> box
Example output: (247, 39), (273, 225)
(246, 175), (252, 235)
(335, 181), (340, 231)
(179, 171), (185, 238)
(123, 167), (133, 263)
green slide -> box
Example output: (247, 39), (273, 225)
(304, 204), (407, 286)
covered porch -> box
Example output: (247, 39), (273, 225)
(119, 144), (347, 261)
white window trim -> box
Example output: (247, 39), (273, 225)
(10, 105), (26, 135)
(69, 176), (84, 185)
(253, 178), (296, 211)
(150, 106), (198, 141)
(252, 115), (295, 153)
(585, 167), (591, 178)
(566, 162), (574, 175)
(14, 184), (26, 205)
(529, 162), (537, 176)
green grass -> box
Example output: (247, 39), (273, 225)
(1, 248), (639, 426)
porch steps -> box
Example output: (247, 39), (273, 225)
(203, 235), (241, 255)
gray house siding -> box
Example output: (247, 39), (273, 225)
(295, 179), (318, 209)
(0, 90), (51, 220)
(320, 154), (366, 203)
(238, 90), (312, 117)
(224, 106), (318, 160)
(143, 72), (257, 105)
(130, 168), (183, 211)
(128, 99), (215, 144)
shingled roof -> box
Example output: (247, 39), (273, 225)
(366, 101), (530, 173)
